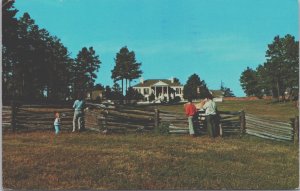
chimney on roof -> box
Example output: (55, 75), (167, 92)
(140, 77), (144, 84)
(170, 77), (174, 83)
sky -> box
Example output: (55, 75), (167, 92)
(14, 0), (298, 96)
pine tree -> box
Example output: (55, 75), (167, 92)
(2, 0), (19, 99)
(111, 46), (142, 95)
(73, 47), (101, 98)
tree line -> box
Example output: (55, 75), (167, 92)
(2, 1), (143, 103)
(3, 1), (235, 103)
(3, 1), (101, 102)
(240, 34), (299, 101)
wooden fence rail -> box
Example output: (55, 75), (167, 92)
(160, 110), (243, 136)
(245, 113), (297, 142)
(2, 103), (157, 133)
(2, 103), (298, 144)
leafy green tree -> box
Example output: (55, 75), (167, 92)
(104, 85), (112, 100)
(148, 93), (155, 102)
(173, 77), (180, 84)
(255, 64), (272, 96)
(241, 34), (299, 100)
(111, 82), (123, 100)
(220, 83), (235, 97)
(264, 34), (299, 99)
(240, 67), (262, 97)
(221, 86), (235, 97)
(125, 87), (144, 100)
(183, 73), (210, 100)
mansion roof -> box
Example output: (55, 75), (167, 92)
(133, 79), (182, 87)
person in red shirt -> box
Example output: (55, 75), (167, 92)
(184, 98), (197, 136)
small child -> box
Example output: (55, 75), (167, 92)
(53, 112), (61, 135)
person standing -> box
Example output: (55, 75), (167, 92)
(72, 94), (85, 132)
(184, 98), (197, 137)
(201, 94), (218, 138)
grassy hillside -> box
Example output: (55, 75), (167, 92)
(3, 131), (299, 190)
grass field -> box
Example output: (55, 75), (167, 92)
(3, 132), (299, 190)
(3, 100), (299, 190)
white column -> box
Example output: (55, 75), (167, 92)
(167, 86), (169, 101)
(155, 86), (157, 99)
(162, 86), (164, 99)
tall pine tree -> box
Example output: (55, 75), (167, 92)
(73, 47), (101, 98)
(111, 46), (142, 95)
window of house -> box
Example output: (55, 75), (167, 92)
(176, 88), (182, 94)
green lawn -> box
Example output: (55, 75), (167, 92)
(3, 131), (299, 190)
(3, 100), (299, 190)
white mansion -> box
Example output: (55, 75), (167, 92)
(132, 78), (184, 102)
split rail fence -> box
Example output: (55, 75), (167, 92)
(245, 113), (299, 143)
(2, 103), (157, 133)
(160, 110), (243, 136)
(2, 103), (299, 144)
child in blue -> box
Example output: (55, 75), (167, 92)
(53, 112), (61, 135)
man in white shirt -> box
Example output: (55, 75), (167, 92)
(201, 94), (218, 138)
(72, 94), (85, 132)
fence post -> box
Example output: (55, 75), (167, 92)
(240, 110), (246, 136)
(219, 123), (223, 137)
(293, 116), (299, 144)
(154, 109), (160, 128)
(101, 110), (108, 131)
(11, 100), (17, 132)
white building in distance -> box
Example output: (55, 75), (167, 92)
(132, 78), (184, 102)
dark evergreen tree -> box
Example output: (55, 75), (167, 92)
(220, 83), (235, 97)
(73, 47), (101, 97)
(240, 67), (262, 97)
(183, 74), (210, 100)
(2, 0), (19, 100)
(125, 87), (144, 100)
(111, 46), (142, 95)
(104, 85), (112, 100)
(111, 82), (123, 100)
(264, 34), (299, 99)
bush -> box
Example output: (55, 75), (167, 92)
(173, 96), (181, 103)
(149, 93), (155, 102)
(155, 122), (170, 135)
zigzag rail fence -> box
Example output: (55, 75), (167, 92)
(245, 113), (299, 143)
(2, 102), (299, 144)
(160, 110), (243, 137)
(2, 102), (157, 133)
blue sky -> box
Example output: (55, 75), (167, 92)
(14, 0), (298, 96)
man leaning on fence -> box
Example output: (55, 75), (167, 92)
(201, 94), (218, 138)
(72, 94), (85, 132)
(184, 98), (197, 137)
